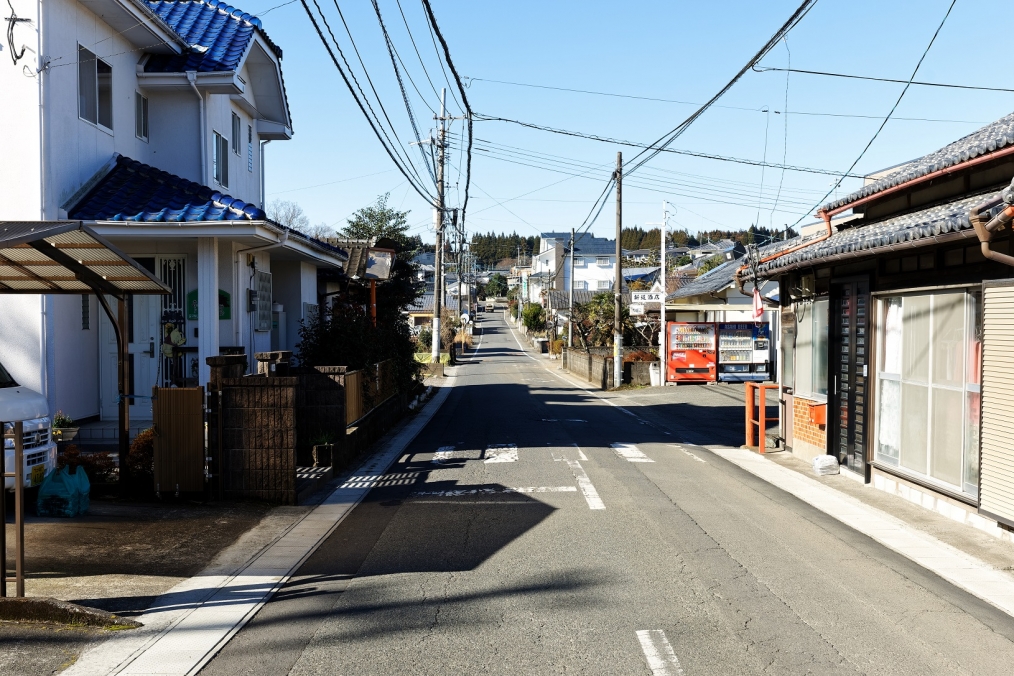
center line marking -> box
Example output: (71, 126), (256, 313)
(432, 446), (455, 464)
(636, 630), (685, 676)
(484, 444), (518, 463)
(554, 456), (605, 510)
(612, 443), (654, 463)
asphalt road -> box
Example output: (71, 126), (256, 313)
(202, 312), (1014, 675)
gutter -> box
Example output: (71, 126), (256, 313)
(735, 211), (833, 293)
(187, 72), (207, 185)
(969, 175), (1014, 268)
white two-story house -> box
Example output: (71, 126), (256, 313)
(0, 0), (345, 423)
(533, 232), (617, 303)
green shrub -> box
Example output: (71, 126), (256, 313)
(521, 303), (545, 332)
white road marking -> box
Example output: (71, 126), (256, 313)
(577, 448), (589, 461)
(432, 446), (456, 464)
(484, 444), (518, 463)
(674, 446), (706, 463)
(541, 418), (559, 422)
(612, 443), (654, 463)
(411, 486), (577, 497)
(565, 418), (588, 423)
(557, 457), (605, 510)
(636, 630), (685, 676)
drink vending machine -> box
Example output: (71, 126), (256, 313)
(716, 322), (771, 382)
(666, 322), (717, 382)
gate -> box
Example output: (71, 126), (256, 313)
(152, 387), (206, 493)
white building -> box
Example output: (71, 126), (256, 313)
(0, 0), (345, 422)
(531, 232), (617, 303)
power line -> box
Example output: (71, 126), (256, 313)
(791, 0), (958, 225)
(394, 0), (443, 103)
(769, 37), (791, 226)
(752, 64), (1014, 94)
(625, 0), (819, 177)
(464, 75), (983, 124)
(473, 113), (864, 178)
(371, 0), (436, 185)
(420, 0), (473, 229)
(299, 0), (434, 202)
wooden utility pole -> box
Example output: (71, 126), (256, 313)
(613, 151), (623, 388)
(431, 88), (447, 364)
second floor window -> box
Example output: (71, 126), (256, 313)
(213, 132), (229, 187)
(135, 92), (148, 141)
(78, 46), (113, 129)
(596, 256), (610, 266)
(231, 113), (241, 154)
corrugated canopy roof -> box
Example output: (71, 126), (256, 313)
(0, 222), (169, 295)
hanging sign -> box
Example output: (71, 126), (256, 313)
(629, 303), (646, 316)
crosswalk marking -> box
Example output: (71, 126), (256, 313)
(484, 444), (518, 463)
(636, 630), (685, 676)
(432, 446), (456, 464)
(612, 443), (654, 463)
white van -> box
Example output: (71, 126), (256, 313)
(1, 360), (57, 491)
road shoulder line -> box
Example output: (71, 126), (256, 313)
(710, 446), (1014, 619)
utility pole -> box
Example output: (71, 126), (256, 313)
(568, 227), (575, 348)
(431, 88), (447, 364)
(660, 202), (667, 387)
(613, 151), (623, 388)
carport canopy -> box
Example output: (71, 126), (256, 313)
(0, 221), (170, 492)
(0, 220), (169, 295)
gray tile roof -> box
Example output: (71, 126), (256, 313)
(758, 193), (987, 276)
(673, 238), (802, 298)
(823, 111), (1014, 213)
(547, 290), (632, 308)
(540, 232), (616, 256)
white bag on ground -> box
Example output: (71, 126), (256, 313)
(812, 455), (840, 476)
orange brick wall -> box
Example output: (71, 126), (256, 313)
(792, 396), (827, 451)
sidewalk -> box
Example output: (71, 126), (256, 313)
(507, 320), (1014, 619)
(35, 379), (454, 676)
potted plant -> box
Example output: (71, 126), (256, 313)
(53, 410), (79, 443)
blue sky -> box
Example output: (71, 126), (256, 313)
(244, 0), (1014, 245)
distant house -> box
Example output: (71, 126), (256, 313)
(0, 0), (346, 422)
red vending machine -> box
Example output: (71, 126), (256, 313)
(666, 322), (717, 383)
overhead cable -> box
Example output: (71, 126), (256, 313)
(791, 0), (959, 226)
(752, 64), (1014, 94)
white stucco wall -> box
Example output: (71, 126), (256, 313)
(52, 293), (99, 419)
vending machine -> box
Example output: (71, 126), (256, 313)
(717, 322), (771, 382)
(666, 322), (717, 383)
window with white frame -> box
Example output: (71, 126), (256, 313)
(874, 290), (981, 497)
(135, 92), (148, 141)
(793, 298), (829, 399)
(597, 280), (610, 290)
(574, 281), (587, 290)
(231, 113), (241, 154)
(573, 257), (586, 267)
(78, 46), (113, 129)
(596, 256), (610, 266)
(213, 132), (229, 187)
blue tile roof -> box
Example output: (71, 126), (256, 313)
(143, 0), (280, 73)
(69, 155), (267, 221)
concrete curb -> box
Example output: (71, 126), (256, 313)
(0, 597), (142, 629)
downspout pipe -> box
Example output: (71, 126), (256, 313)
(969, 176), (1014, 268)
(735, 210), (833, 293)
(187, 72), (206, 185)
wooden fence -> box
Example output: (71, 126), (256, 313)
(345, 359), (398, 426)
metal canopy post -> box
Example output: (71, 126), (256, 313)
(95, 293), (131, 491)
(2, 421), (26, 597)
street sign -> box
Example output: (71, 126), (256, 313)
(629, 303), (645, 316)
(631, 291), (663, 304)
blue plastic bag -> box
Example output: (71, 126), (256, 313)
(72, 467), (90, 514)
(36, 467), (81, 518)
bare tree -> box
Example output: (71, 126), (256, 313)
(305, 222), (337, 239)
(267, 199), (310, 232)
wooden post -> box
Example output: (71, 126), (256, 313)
(370, 280), (377, 327)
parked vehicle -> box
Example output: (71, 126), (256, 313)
(485, 301), (496, 311)
(1, 360), (57, 491)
